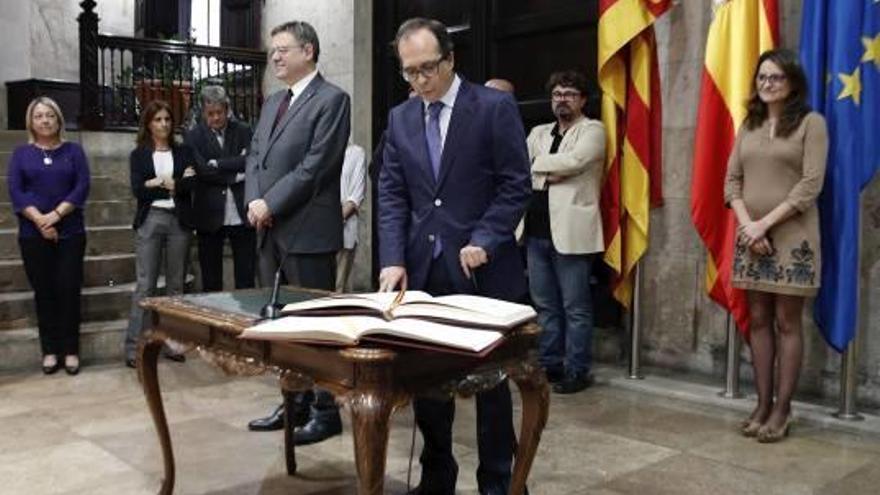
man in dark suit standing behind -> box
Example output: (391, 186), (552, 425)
(245, 20), (350, 445)
(378, 18), (531, 495)
(185, 85), (255, 292)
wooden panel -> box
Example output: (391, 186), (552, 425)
(494, 0), (590, 20)
(395, 0), (474, 27)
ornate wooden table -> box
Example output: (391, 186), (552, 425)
(138, 288), (549, 495)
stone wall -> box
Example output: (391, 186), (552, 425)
(0, 0), (133, 129)
(644, 0), (880, 409)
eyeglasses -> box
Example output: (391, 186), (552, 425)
(401, 57), (445, 83)
(551, 90), (582, 101)
(756, 73), (787, 85)
(270, 44), (304, 57)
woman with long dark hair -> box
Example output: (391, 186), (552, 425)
(724, 49), (828, 442)
(7, 97), (90, 375)
(123, 100), (196, 368)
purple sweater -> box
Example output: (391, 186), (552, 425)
(7, 142), (91, 238)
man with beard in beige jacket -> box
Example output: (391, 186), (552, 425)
(517, 70), (606, 394)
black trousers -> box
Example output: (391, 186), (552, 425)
(414, 259), (519, 495)
(19, 235), (86, 356)
(257, 233), (339, 415)
(196, 225), (256, 291)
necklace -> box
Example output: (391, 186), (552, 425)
(41, 148), (53, 166)
(34, 142), (60, 166)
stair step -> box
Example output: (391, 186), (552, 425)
(0, 175), (126, 203)
(0, 318), (128, 372)
(0, 199), (135, 229)
(0, 284), (134, 331)
(0, 131), (29, 151)
(0, 152), (129, 178)
(0, 253), (135, 293)
(0, 225), (133, 259)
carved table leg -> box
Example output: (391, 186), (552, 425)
(280, 372), (315, 477)
(348, 390), (396, 495)
(138, 332), (175, 495)
(508, 362), (550, 495)
(283, 391), (299, 475)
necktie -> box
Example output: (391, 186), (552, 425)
(425, 101), (444, 258)
(272, 89), (293, 133)
(425, 101), (444, 179)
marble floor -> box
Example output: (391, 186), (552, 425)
(1, 358), (880, 495)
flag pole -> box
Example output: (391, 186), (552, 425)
(717, 313), (743, 398)
(833, 193), (864, 420)
(627, 263), (644, 379)
(834, 342), (863, 420)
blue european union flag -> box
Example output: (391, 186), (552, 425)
(801, 1), (880, 352)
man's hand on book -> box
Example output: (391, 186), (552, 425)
(379, 266), (408, 292)
(459, 245), (488, 279)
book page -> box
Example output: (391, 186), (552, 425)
(393, 294), (536, 328)
(239, 314), (503, 353)
(240, 315), (388, 343)
(280, 290), (433, 314)
(369, 318), (503, 353)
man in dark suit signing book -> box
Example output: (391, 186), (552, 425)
(378, 18), (531, 495)
(244, 20), (351, 446)
(185, 85), (255, 292)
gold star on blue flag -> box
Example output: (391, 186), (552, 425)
(801, 0), (880, 352)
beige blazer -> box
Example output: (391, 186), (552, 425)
(516, 117), (606, 254)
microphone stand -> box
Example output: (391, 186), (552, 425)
(260, 264), (285, 320)
(257, 189), (321, 321)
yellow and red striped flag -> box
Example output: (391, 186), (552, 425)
(690, 0), (778, 337)
(598, 0), (670, 307)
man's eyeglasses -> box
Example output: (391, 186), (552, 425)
(270, 44), (304, 57)
(551, 90), (582, 101)
(401, 57), (445, 83)
(756, 73), (787, 85)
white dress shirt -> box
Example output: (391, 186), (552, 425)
(340, 144), (367, 249)
(422, 74), (461, 149)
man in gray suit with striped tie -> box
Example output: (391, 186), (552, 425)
(244, 20), (350, 446)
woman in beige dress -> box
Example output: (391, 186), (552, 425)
(724, 49), (828, 443)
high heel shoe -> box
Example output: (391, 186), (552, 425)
(42, 355), (61, 375)
(757, 415), (792, 443)
(740, 418), (763, 437)
(64, 355), (80, 375)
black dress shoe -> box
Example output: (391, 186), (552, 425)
(553, 373), (594, 394)
(406, 483), (456, 495)
(544, 368), (564, 383)
(164, 353), (186, 363)
(292, 415), (342, 445)
(125, 357), (137, 369)
(64, 357), (80, 376)
(42, 359), (61, 375)
(248, 404), (286, 432)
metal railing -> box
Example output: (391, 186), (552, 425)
(78, 0), (266, 130)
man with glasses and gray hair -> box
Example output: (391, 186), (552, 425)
(185, 85), (256, 293)
(244, 20), (350, 447)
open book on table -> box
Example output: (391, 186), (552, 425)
(275, 290), (537, 329)
(240, 315), (507, 356)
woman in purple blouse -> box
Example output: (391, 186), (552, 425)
(7, 97), (90, 375)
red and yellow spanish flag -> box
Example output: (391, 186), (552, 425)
(690, 0), (779, 336)
(598, 0), (670, 307)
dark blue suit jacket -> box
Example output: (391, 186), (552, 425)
(378, 78), (531, 301)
